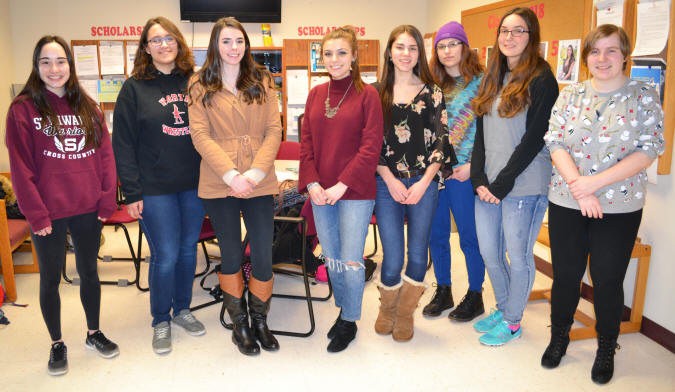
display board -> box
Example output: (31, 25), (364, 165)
(461, 0), (674, 174)
(462, 0), (594, 84)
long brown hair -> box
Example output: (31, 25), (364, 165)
(321, 26), (365, 93)
(13, 36), (102, 149)
(378, 25), (434, 129)
(472, 7), (550, 117)
(189, 17), (273, 107)
(132, 17), (194, 80)
(430, 41), (484, 92)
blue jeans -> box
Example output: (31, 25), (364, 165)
(312, 199), (374, 322)
(429, 178), (485, 290)
(474, 194), (547, 324)
(375, 175), (439, 286)
(140, 189), (205, 326)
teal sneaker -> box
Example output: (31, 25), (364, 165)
(479, 321), (522, 346)
(473, 308), (503, 333)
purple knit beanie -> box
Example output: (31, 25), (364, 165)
(434, 21), (469, 48)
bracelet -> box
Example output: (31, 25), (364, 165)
(307, 182), (320, 190)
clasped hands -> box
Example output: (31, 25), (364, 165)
(385, 178), (429, 205)
(309, 182), (347, 206)
(566, 175), (603, 219)
(229, 174), (258, 198)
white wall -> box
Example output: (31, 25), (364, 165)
(427, 0), (494, 32)
(0, 0), (14, 171)
(9, 0), (429, 83)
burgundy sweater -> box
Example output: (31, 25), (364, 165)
(5, 91), (117, 232)
(299, 77), (383, 199)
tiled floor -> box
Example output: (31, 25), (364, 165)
(2, 222), (673, 391)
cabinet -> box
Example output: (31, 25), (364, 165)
(250, 47), (284, 126)
(282, 38), (380, 141)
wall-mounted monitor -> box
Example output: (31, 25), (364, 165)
(180, 0), (282, 23)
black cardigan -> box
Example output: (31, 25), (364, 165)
(470, 67), (559, 200)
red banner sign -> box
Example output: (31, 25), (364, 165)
(487, 2), (545, 28)
(91, 26), (144, 37)
(297, 26), (366, 37)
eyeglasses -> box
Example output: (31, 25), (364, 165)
(436, 41), (463, 51)
(147, 36), (176, 47)
(499, 28), (529, 38)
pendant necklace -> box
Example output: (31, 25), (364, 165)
(324, 79), (353, 118)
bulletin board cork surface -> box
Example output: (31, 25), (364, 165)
(461, 0), (594, 86)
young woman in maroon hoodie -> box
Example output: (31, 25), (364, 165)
(5, 36), (118, 376)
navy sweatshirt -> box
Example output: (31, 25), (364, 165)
(112, 72), (201, 203)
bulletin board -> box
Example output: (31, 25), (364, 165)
(461, 0), (674, 175)
(71, 39), (137, 132)
(461, 0), (594, 83)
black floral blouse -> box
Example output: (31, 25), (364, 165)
(380, 84), (456, 179)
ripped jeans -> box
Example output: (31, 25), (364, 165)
(312, 199), (375, 322)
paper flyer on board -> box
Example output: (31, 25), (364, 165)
(632, 0), (671, 57)
(73, 45), (99, 77)
(595, 0), (625, 26)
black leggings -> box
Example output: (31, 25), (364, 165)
(31, 211), (102, 341)
(548, 202), (642, 338)
(202, 195), (274, 281)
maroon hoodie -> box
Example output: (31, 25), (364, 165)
(5, 90), (117, 232)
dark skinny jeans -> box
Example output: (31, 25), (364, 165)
(202, 195), (274, 281)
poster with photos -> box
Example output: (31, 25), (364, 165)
(556, 39), (581, 83)
(485, 46), (493, 67)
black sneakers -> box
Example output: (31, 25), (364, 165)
(48, 342), (68, 376)
(85, 330), (120, 358)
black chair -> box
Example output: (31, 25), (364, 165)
(62, 204), (145, 289)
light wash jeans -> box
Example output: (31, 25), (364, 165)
(474, 194), (547, 324)
(312, 199), (375, 322)
(375, 175), (438, 286)
(140, 189), (205, 326)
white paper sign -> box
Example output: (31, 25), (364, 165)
(595, 0), (625, 27)
(73, 45), (99, 77)
(99, 41), (125, 75)
(79, 78), (99, 102)
(286, 69), (309, 105)
(126, 42), (138, 76)
(632, 0), (671, 57)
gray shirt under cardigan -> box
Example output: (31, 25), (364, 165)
(483, 96), (552, 197)
(471, 67), (559, 199)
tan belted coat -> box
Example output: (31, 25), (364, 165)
(188, 80), (282, 199)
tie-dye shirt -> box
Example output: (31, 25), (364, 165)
(445, 74), (483, 166)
